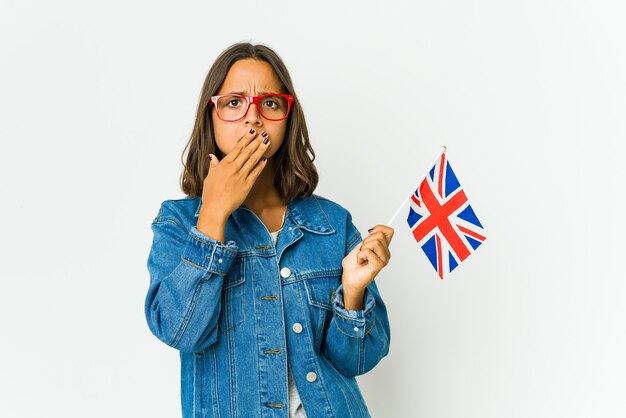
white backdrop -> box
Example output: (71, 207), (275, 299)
(1, 1), (624, 417)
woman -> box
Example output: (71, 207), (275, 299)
(145, 41), (394, 418)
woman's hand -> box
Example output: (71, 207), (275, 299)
(195, 128), (271, 243)
(201, 128), (271, 219)
(341, 225), (394, 302)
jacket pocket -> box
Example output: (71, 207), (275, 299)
(302, 269), (342, 350)
(218, 257), (246, 334)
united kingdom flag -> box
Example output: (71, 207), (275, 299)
(407, 152), (486, 279)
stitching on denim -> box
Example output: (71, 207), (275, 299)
(332, 317), (362, 339)
(363, 317), (377, 336)
(199, 352), (204, 416)
(358, 327), (365, 377)
(339, 360), (365, 416)
(209, 346), (221, 418)
(334, 310), (367, 322)
(346, 230), (362, 255)
(326, 356), (361, 414)
(181, 256), (206, 270)
(303, 275), (342, 312)
(310, 300), (333, 311)
(188, 232), (238, 254)
(206, 244), (217, 275)
(299, 269), (342, 280)
(336, 382), (355, 417)
(317, 306), (327, 348)
(153, 216), (185, 231)
(217, 260), (245, 335)
(171, 278), (204, 348)
(334, 288), (376, 318)
(312, 195), (336, 232)
(221, 277), (244, 289)
(192, 351), (197, 417)
(192, 351), (204, 416)
(227, 319), (238, 416)
(221, 259), (245, 289)
(217, 319), (243, 334)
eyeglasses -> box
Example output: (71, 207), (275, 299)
(209, 93), (295, 122)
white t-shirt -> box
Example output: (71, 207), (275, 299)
(269, 229), (307, 418)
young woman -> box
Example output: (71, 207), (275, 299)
(145, 41), (394, 418)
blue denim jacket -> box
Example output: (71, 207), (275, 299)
(145, 193), (391, 417)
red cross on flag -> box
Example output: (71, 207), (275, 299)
(406, 150), (486, 279)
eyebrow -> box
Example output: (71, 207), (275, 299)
(227, 90), (279, 95)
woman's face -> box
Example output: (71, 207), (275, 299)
(211, 58), (288, 159)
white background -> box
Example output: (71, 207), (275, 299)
(1, 0), (624, 417)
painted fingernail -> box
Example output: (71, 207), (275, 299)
(261, 131), (268, 137)
(263, 137), (269, 144)
(249, 128), (255, 134)
(208, 154), (212, 160)
(368, 228), (374, 233)
(261, 156), (267, 162)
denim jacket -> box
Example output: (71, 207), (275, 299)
(145, 193), (391, 418)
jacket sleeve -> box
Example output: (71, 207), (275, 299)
(322, 211), (392, 378)
(144, 202), (239, 352)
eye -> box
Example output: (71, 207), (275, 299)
(227, 98), (243, 107)
(263, 99), (278, 108)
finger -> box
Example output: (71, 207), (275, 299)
(359, 238), (390, 265)
(241, 132), (271, 179)
(361, 231), (391, 255)
(232, 130), (267, 170)
(222, 127), (259, 163)
(357, 248), (384, 271)
(208, 153), (219, 167)
(246, 154), (269, 182)
(367, 225), (394, 245)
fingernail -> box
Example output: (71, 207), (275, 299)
(261, 156), (267, 162)
(249, 128), (255, 134)
(261, 131), (268, 137)
(208, 154), (212, 160)
(368, 228), (374, 233)
(263, 137), (269, 144)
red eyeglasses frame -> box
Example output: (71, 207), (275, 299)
(209, 93), (295, 121)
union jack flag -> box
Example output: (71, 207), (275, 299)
(407, 152), (486, 279)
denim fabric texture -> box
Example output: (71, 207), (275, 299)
(145, 193), (391, 418)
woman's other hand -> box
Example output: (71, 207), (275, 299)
(340, 225), (394, 308)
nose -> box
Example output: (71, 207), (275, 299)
(244, 102), (263, 126)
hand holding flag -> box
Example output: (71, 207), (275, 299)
(341, 225), (394, 288)
(343, 147), (485, 287)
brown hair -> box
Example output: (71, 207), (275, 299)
(180, 42), (319, 202)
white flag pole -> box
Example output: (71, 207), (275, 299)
(384, 146), (447, 227)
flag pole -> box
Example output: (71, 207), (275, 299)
(384, 146), (447, 227)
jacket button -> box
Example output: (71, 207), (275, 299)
(292, 322), (303, 333)
(280, 267), (291, 278)
(306, 372), (317, 382)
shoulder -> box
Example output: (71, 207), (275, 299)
(309, 193), (355, 221)
(309, 194), (362, 251)
(152, 195), (201, 227)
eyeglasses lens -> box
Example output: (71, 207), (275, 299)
(216, 95), (289, 121)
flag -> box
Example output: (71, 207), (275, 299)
(406, 152), (486, 279)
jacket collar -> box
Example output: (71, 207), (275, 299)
(194, 194), (335, 235)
